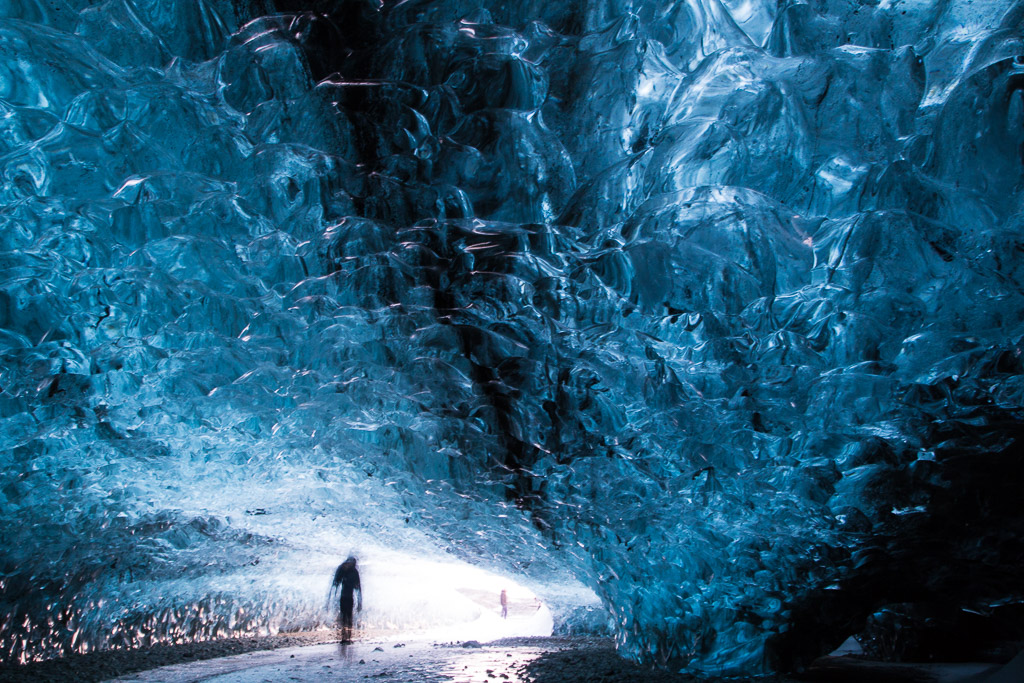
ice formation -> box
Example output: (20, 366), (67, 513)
(2, 0), (1023, 676)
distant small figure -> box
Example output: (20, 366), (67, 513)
(330, 556), (362, 643)
(500, 589), (508, 619)
(534, 597), (541, 611)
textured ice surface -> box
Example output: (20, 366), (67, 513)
(1, 0), (1023, 675)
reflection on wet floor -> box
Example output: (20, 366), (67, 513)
(335, 640), (355, 663)
(107, 638), (565, 682)
(437, 648), (541, 683)
(328, 642), (543, 683)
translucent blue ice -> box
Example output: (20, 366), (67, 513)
(1, 0), (1023, 675)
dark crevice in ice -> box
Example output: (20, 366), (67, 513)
(2, 0), (1024, 676)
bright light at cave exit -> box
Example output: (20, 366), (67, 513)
(287, 545), (554, 641)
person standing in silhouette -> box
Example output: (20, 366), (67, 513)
(500, 589), (508, 619)
(331, 556), (362, 643)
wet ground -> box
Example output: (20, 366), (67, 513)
(114, 637), (574, 683)
(1, 634), (1017, 683)
(0, 636), (693, 683)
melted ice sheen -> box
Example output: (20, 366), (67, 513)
(1, 0), (1023, 675)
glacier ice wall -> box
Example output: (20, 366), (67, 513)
(2, 0), (1024, 675)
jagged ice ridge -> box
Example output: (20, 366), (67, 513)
(1, 0), (1023, 676)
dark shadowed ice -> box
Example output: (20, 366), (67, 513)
(1, 0), (1023, 676)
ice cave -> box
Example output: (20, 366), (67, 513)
(1, 0), (1023, 678)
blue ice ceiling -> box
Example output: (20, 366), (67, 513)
(2, 0), (1024, 675)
